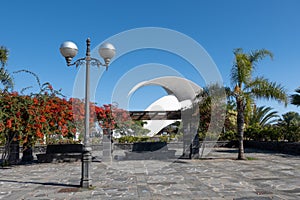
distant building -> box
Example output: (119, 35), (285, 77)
(129, 76), (202, 137)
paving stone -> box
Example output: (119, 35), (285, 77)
(0, 148), (299, 199)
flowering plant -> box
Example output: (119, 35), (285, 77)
(95, 104), (133, 134)
(0, 82), (136, 164)
(0, 85), (77, 149)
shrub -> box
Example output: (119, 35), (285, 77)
(117, 135), (169, 143)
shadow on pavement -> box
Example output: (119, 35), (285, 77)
(0, 179), (80, 188)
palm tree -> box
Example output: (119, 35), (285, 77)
(278, 111), (300, 127)
(249, 105), (279, 127)
(0, 46), (14, 90)
(0, 46), (9, 68)
(278, 111), (300, 142)
(195, 83), (227, 138)
(228, 48), (287, 159)
(291, 88), (300, 106)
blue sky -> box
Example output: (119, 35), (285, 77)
(1, 0), (300, 115)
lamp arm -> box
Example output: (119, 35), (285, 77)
(67, 57), (107, 69)
(67, 57), (86, 67)
(90, 57), (106, 68)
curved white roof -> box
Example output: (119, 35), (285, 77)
(129, 76), (202, 105)
(129, 76), (202, 137)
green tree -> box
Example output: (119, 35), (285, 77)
(245, 106), (280, 141)
(0, 46), (14, 90)
(196, 84), (228, 140)
(280, 112), (300, 126)
(228, 48), (287, 159)
(248, 105), (279, 127)
(278, 111), (300, 142)
(291, 88), (300, 106)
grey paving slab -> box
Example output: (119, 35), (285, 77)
(0, 148), (299, 200)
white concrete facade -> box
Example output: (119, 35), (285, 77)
(129, 76), (202, 136)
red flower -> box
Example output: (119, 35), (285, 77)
(33, 98), (39, 105)
(16, 112), (21, 118)
(40, 116), (47, 123)
(6, 119), (12, 128)
(36, 128), (44, 138)
(11, 91), (18, 96)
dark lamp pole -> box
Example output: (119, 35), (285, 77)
(60, 38), (115, 188)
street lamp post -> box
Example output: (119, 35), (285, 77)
(59, 38), (115, 188)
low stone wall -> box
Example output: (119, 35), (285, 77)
(0, 141), (248, 154)
(1, 141), (299, 156)
(244, 141), (300, 156)
(114, 141), (235, 150)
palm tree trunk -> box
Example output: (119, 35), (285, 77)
(236, 98), (246, 160)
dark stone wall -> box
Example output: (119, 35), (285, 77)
(243, 141), (300, 156)
(1, 141), (299, 156)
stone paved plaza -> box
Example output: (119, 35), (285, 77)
(0, 148), (299, 200)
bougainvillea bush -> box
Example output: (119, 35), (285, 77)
(0, 85), (78, 160)
(0, 92), (132, 147)
(0, 83), (136, 162)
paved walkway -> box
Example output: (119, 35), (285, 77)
(0, 148), (299, 200)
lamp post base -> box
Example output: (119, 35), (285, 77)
(80, 148), (92, 188)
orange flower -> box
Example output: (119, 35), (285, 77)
(61, 125), (68, 136)
(6, 119), (12, 128)
(33, 97), (39, 105)
(40, 116), (47, 123)
(36, 128), (44, 138)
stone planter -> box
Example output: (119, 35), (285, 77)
(8, 140), (20, 164)
(124, 142), (176, 160)
(132, 141), (167, 152)
(37, 144), (83, 163)
(102, 133), (113, 162)
(46, 144), (83, 154)
(21, 147), (34, 163)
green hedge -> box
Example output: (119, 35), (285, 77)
(117, 136), (169, 143)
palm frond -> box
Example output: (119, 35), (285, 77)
(195, 83), (227, 100)
(0, 67), (14, 89)
(260, 111), (279, 125)
(0, 46), (9, 68)
(257, 106), (279, 126)
(247, 77), (288, 106)
(231, 48), (253, 86)
(249, 106), (279, 126)
(224, 86), (237, 102)
(249, 49), (273, 66)
(290, 87), (300, 106)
